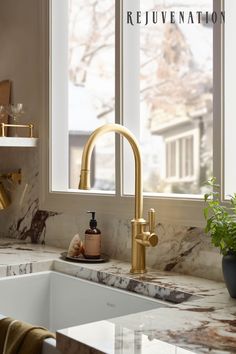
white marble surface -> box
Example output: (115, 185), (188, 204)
(0, 147), (224, 282)
(0, 238), (235, 353)
(44, 215), (224, 282)
(0, 137), (38, 147)
(56, 280), (236, 354)
(0, 238), (63, 277)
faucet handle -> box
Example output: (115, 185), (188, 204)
(136, 231), (158, 247)
(148, 233), (158, 247)
(148, 208), (156, 233)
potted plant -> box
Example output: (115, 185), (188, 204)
(204, 177), (236, 298)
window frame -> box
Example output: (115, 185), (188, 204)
(40, 0), (224, 227)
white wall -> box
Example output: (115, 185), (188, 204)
(0, 0), (41, 236)
(0, 0), (41, 133)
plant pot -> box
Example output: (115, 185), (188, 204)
(222, 254), (236, 298)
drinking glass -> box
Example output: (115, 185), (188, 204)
(5, 103), (25, 137)
(0, 105), (6, 123)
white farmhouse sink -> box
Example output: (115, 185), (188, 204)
(0, 271), (167, 332)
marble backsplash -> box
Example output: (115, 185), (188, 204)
(0, 148), (223, 282)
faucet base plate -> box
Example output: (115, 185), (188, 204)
(130, 268), (147, 274)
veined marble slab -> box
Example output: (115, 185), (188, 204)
(0, 238), (235, 354)
(56, 267), (236, 354)
(53, 259), (225, 304)
(0, 238), (63, 277)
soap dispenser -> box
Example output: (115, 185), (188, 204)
(84, 211), (101, 259)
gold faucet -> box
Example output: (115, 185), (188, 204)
(0, 183), (10, 210)
(0, 169), (22, 210)
(79, 124), (158, 274)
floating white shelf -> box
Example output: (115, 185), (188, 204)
(0, 137), (38, 147)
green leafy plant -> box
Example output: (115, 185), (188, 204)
(204, 177), (236, 256)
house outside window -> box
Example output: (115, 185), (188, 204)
(166, 133), (195, 182)
(176, 135), (194, 180)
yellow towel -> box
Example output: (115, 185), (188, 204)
(0, 318), (11, 353)
(0, 317), (55, 354)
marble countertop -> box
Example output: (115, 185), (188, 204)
(0, 238), (235, 354)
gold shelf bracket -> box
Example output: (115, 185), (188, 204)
(0, 123), (34, 138)
(0, 169), (22, 185)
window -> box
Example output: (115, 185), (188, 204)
(123, 0), (213, 196)
(51, 0), (115, 192)
(165, 132), (196, 183)
(40, 0), (224, 225)
(68, 0), (116, 191)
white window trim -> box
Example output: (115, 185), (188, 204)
(39, 0), (224, 228)
(224, 0), (236, 198)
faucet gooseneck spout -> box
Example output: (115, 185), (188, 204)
(79, 123), (158, 274)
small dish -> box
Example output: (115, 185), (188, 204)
(60, 252), (109, 263)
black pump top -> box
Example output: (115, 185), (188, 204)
(87, 211), (97, 229)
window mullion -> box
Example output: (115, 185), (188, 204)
(115, 0), (123, 197)
(122, 0), (141, 196)
(213, 0), (224, 200)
